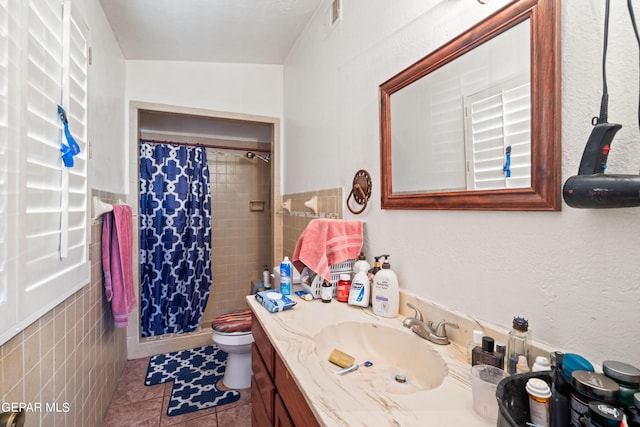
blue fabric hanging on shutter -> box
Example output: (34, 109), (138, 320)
(58, 105), (81, 167)
(503, 145), (512, 178)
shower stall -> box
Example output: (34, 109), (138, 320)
(126, 102), (282, 358)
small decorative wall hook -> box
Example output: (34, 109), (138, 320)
(304, 196), (318, 214)
(281, 198), (292, 213)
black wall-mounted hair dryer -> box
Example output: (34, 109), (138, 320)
(562, 0), (640, 209)
(563, 122), (640, 208)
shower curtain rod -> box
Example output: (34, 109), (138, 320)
(141, 138), (271, 153)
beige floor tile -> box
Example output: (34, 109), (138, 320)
(103, 396), (163, 427)
(104, 353), (252, 427)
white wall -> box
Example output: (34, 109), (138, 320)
(283, 0), (640, 367)
(87, 0), (127, 193)
(125, 61), (283, 195)
(126, 61), (283, 118)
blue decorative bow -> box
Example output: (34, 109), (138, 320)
(58, 105), (80, 167)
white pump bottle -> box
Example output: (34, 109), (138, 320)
(371, 255), (399, 318)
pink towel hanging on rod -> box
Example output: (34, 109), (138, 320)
(102, 204), (136, 327)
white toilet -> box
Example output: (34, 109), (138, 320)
(211, 308), (254, 389)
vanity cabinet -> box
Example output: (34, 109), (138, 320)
(251, 311), (320, 427)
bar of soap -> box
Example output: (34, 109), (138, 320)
(328, 348), (355, 368)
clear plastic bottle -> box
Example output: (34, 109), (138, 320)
(506, 316), (531, 375)
(467, 330), (483, 365)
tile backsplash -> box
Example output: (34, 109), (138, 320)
(282, 187), (343, 257)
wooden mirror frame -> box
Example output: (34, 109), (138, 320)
(380, 0), (560, 211)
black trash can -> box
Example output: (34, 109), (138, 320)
(496, 371), (553, 427)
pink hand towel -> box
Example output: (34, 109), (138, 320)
(292, 219), (363, 282)
(101, 205), (137, 327)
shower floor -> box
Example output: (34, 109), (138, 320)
(103, 356), (251, 426)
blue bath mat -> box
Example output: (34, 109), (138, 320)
(144, 345), (241, 416)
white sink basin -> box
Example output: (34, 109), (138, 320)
(313, 321), (448, 394)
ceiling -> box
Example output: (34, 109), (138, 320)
(99, 0), (325, 64)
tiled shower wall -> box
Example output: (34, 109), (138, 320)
(0, 190), (127, 427)
(282, 187), (343, 257)
(200, 148), (271, 326)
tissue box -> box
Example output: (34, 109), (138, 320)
(255, 290), (297, 313)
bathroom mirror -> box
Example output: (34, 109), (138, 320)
(380, 0), (560, 210)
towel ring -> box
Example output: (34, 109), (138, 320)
(347, 169), (372, 215)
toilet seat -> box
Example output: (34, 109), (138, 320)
(211, 308), (252, 333)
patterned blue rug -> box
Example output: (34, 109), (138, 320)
(144, 345), (241, 416)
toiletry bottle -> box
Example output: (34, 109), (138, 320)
(467, 330), (483, 365)
(352, 252), (371, 275)
(625, 393), (640, 427)
(586, 401), (624, 427)
(371, 255), (399, 318)
(570, 371), (620, 427)
(263, 264), (271, 288)
(471, 336), (504, 369)
(507, 316), (531, 374)
(532, 356), (552, 372)
(496, 342), (507, 369)
(517, 355), (530, 373)
(367, 256), (382, 285)
(321, 280), (332, 303)
(602, 360), (640, 408)
(337, 274), (351, 302)
(526, 378), (552, 427)
(348, 271), (370, 307)
(551, 352), (571, 427)
(279, 256), (292, 296)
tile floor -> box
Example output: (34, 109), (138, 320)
(103, 357), (252, 426)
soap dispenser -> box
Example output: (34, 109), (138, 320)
(367, 256), (382, 285)
(352, 252), (371, 275)
(372, 255), (399, 318)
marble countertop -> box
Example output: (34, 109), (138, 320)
(247, 293), (496, 426)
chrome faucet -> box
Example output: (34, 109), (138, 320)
(402, 303), (459, 345)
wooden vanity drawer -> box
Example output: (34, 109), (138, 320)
(252, 343), (275, 422)
(274, 394), (294, 427)
(274, 352), (320, 427)
(252, 311), (275, 375)
(251, 375), (272, 427)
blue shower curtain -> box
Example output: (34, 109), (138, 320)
(139, 142), (212, 337)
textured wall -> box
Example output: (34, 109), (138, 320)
(283, 0), (640, 367)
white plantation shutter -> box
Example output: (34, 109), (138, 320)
(465, 77), (531, 190)
(0, 0), (89, 345)
(0, 0), (20, 338)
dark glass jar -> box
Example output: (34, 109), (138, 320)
(625, 393), (640, 427)
(586, 401), (623, 427)
(321, 280), (332, 303)
(602, 360), (640, 407)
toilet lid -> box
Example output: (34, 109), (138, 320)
(211, 308), (252, 333)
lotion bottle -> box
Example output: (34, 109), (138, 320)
(372, 255), (399, 318)
(348, 271), (370, 307)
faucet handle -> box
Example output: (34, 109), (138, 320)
(435, 321), (459, 338)
(406, 303), (423, 322)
